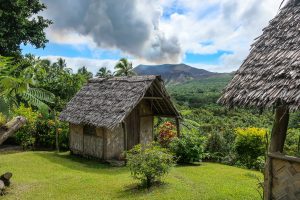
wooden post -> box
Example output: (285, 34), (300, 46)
(122, 122), (128, 151)
(264, 105), (289, 200)
(175, 117), (180, 137)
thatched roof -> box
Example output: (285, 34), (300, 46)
(218, 0), (300, 110)
(60, 76), (180, 129)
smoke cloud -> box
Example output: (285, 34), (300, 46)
(42, 0), (182, 63)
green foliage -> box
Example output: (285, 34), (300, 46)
(234, 128), (267, 169)
(168, 75), (233, 107)
(0, 0), (52, 57)
(205, 131), (227, 162)
(114, 58), (136, 76)
(96, 67), (112, 77)
(0, 56), (55, 113)
(33, 57), (89, 111)
(13, 104), (39, 149)
(77, 66), (93, 80)
(170, 132), (205, 163)
(126, 143), (174, 188)
(35, 113), (69, 150)
(284, 128), (300, 157)
(0, 112), (7, 127)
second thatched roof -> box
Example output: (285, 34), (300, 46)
(218, 0), (300, 110)
(60, 76), (180, 129)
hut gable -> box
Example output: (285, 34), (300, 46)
(218, 0), (300, 110)
(60, 75), (180, 129)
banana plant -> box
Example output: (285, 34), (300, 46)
(0, 56), (55, 115)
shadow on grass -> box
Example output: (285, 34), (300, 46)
(117, 181), (169, 199)
(175, 162), (203, 168)
(34, 151), (128, 175)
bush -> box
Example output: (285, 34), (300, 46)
(285, 128), (300, 157)
(13, 104), (39, 149)
(234, 127), (267, 169)
(126, 143), (174, 188)
(0, 112), (7, 127)
(205, 131), (226, 162)
(157, 121), (177, 147)
(35, 113), (69, 150)
(170, 132), (205, 163)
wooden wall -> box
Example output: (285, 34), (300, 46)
(267, 153), (300, 200)
(69, 99), (155, 161)
(69, 124), (105, 159)
(105, 125), (124, 160)
(139, 100), (153, 146)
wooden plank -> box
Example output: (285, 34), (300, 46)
(269, 153), (300, 164)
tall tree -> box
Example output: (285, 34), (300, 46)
(52, 58), (67, 70)
(0, 0), (52, 57)
(114, 58), (136, 76)
(77, 66), (93, 80)
(96, 67), (112, 78)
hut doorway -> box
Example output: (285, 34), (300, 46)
(125, 108), (140, 150)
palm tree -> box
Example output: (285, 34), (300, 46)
(96, 67), (112, 78)
(77, 66), (93, 79)
(114, 58), (136, 76)
(0, 56), (55, 114)
(53, 58), (67, 70)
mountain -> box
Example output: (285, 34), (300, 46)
(134, 64), (221, 83)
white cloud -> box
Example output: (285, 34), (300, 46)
(160, 0), (282, 71)
(41, 0), (283, 72)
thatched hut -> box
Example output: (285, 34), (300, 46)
(60, 75), (180, 161)
(218, 1), (300, 199)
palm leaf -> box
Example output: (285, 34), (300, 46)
(27, 88), (55, 103)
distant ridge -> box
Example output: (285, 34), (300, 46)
(134, 63), (221, 83)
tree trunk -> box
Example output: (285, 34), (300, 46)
(0, 172), (12, 187)
(269, 106), (289, 153)
(0, 116), (26, 145)
(264, 105), (289, 200)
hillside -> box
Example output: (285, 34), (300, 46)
(168, 74), (233, 108)
(134, 64), (222, 83)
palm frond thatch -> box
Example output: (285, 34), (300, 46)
(60, 76), (180, 129)
(218, 1), (300, 110)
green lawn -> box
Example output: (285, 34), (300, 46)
(0, 151), (263, 200)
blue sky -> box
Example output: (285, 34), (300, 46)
(23, 0), (281, 74)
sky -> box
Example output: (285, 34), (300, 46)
(21, 0), (284, 74)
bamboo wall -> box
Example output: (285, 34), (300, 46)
(267, 153), (300, 200)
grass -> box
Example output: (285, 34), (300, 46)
(0, 151), (263, 200)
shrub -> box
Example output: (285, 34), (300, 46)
(0, 113), (7, 127)
(13, 104), (39, 149)
(170, 132), (205, 163)
(285, 128), (300, 157)
(126, 143), (174, 188)
(35, 113), (69, 150)
(205, 131), (226, 162)
(157, 121), (177, 147)
(234, 127), (267, 169)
